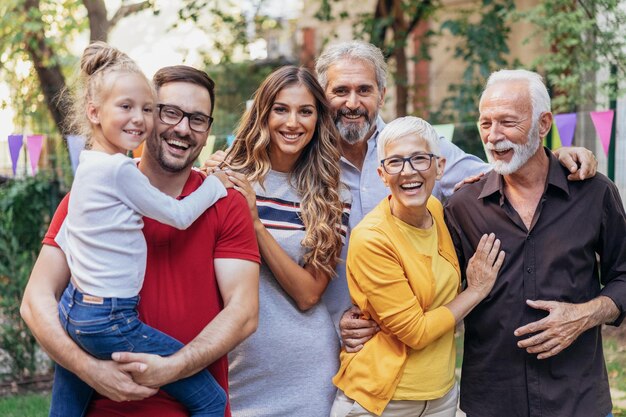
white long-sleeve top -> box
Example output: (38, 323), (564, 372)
(55, 150), (227, 298)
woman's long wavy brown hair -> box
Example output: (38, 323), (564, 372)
(228, 66), (344, 277)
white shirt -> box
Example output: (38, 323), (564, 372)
(56, 151), (226, 298)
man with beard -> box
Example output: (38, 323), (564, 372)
(311, 41), (598, 328)
(444, 69), (626, 417)
(21, 65), (260, 417)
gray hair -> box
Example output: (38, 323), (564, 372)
(315, 41), (387, 92)
(377, 116), (441, 162)
(481, 69), (551, 125)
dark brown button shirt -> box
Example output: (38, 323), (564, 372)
(444, 149), (626, 417)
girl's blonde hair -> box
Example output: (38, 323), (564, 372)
(229, 66), (344, 277)
(64, 41), (153, 141)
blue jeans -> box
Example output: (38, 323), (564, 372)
(49, 282), (226, 417)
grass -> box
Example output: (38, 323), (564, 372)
(0, 393), (50, 417)
(1, 330), (625, 416)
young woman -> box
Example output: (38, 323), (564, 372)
(49, 42), (229, 417)
(220, 66), (349, 416)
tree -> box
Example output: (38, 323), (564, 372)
(317, 0), (437, 117)
(435, 0), (516, 123)
(514, 0), (626, 113)
(0, 0), (154, 138)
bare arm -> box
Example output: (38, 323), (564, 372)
(227, 170), (332, 311)
(20, 245), (155, 401)
(114, 258), (259, 386)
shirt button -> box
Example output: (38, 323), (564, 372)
(527, 267), (533, 273)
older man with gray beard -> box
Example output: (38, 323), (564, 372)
(444, 69), (626, 417)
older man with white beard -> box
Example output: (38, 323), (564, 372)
(444, 69), (626, 417)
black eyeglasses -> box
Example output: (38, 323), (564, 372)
(380, 152), (437, 175)
(156, 104), (214, 133)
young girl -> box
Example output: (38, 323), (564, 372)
(49, 42), (228, 417)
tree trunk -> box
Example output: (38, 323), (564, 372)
(394, 44), (408, 117)
(23, 0), (68, 135)
(83, 0), (110, 42)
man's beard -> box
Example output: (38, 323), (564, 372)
(334, 107), (375, 145)
(146, 131), (198, 173)
(486, 122), (542, 175)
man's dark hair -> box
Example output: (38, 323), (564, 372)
(153, 65), (216, 116)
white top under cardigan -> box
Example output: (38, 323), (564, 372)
(56, 150), (226, 298)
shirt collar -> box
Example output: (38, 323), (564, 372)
(478, 147), (570, 200)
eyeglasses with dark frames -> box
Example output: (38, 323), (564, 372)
(156, 104), (214, 133)
(380, 152), (438, 175)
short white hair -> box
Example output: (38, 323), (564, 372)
(377, 116), (440, 162)
(481, 69), (551, 125)
(315, 41), (387, 92)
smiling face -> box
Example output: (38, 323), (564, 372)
(146, 81), (212, 173)
(267, 83), (318, 172)
(325, 59), (385, 145)
(479, 81), (543, 175)
(88, 72), (155, 154)
(378, 134), (445, 226)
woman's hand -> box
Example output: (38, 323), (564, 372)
(465, 233), (505, 299)
(224, 170), (260, 223)
(200, 149), (228, 174)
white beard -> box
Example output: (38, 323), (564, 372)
(486, 123), (542, 175)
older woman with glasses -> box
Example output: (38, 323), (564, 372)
(331, 116), (505, 417)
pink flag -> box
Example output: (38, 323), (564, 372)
(554, 113), (577, 147)
(66, 135), (86, 174)
(26, 135), (44, 175)
(8, 134), (23, 177)
(590, 110), (614, 156)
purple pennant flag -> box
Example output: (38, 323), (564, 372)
(26, 135), (44, 176)
(8, 134), (23, 177)
(66, 135), (86, 174)
(553, 113), (577, 148)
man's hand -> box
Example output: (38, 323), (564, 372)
(112, 352), (179, 388)
(453, 172), (485, 193)
(84, 359), (157, 402)
(339, 306), (379, 353)
(554, 147), (597, 181)
(514, 299), (592, 359)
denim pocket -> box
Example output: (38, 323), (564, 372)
(72, 322), (135, 360)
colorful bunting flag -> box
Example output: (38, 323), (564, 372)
(26, 135), (44, 175)
(132, 142), (144, 158)
(8, 134), (23, 177)
(589, 110), (614, 156)
(432, 124), (455, 142)
(547, 121), (563, 150)
(553, 113), (576, 148)
(67, 135), (86, 174)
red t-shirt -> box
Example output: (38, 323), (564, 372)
(44, 170), (260, 417)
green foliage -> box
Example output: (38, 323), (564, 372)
(0, 0), (85, 133)
(434, 0), (516, 123)
(513, 0), (626, 112)
(207, 60), (285, 147)
(175, 0), (279, 64)
(0, 174), (63, 380)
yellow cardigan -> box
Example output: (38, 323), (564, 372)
(333, 196), (460, 415)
